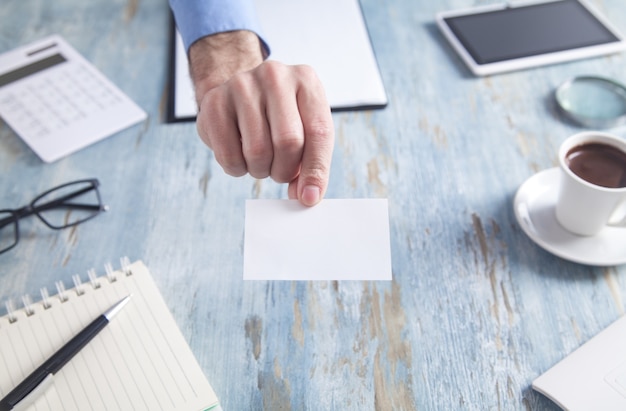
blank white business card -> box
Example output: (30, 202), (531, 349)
(243, 199), (392, 281)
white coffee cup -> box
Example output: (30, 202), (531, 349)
(555, 131), (626, 236)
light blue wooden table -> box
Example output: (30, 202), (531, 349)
(1, 1), (626, 410)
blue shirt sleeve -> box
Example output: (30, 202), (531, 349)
(169, 0), (269, 55)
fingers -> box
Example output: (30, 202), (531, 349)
(263, 64), (306, 183)
(197, 65), (279, 180)
(197, 89), (247, 177)
(233, 76), (273, 179)
(196, 61), (334, 206)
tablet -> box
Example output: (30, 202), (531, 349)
(436, 0), (626, 76)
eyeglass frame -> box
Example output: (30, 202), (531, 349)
(0, 178), (107, 254)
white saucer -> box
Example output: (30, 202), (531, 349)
(514, 167), (626, 266)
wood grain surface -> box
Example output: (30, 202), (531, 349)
(1, 0), (625, 410)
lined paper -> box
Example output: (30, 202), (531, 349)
(0, 261), (218, 411)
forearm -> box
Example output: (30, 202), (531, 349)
(188, 30), (265, 105)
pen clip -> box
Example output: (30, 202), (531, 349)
(12, 373), (54, 411)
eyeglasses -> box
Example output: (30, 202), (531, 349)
(0, 179), (107, 255)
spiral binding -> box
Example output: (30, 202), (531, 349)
(2, 257), (134, 324)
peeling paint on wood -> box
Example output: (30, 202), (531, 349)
(1, 1), (625, 410)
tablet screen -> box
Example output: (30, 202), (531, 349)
(443, 0), (620, 64)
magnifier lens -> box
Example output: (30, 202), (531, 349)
(555, 76), (626, 128)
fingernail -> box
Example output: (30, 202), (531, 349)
(301, 185), (321, 206)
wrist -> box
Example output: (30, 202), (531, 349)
(189, 30), (265, 104)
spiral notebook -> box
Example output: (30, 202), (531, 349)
(0, 259), (219, 411)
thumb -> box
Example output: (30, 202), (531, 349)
(293, 66), (335, 206)
(295, 133), (334, 206)
(287, 169), (329, 206)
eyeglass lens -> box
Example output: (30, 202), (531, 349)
(0, 211), (18, 253)
(33, 180), (102, 229)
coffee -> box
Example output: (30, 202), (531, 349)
(565, 142), (626, 189)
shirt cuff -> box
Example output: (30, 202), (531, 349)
(169, 0), (269, 56)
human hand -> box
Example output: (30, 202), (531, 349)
(190, 32), (335, 207)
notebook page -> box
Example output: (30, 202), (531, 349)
(0, 261), (218, 411)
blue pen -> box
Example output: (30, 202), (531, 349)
(0, 295), (131, 411)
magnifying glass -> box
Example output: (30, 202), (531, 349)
(555, 75), (626, 128)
